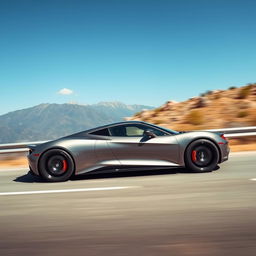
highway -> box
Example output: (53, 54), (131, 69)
(0, 152), (256, 256)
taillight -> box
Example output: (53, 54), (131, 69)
(221, 134), (228, 142)
(221, 134), (226, 140)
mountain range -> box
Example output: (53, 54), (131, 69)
(0, 102), (153, 143)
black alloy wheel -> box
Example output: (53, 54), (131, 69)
(185, 139), (219, 172)
(39, 149), (75, 182)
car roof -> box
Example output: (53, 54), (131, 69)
(84, 120), (150, 133)
(68, 121), (178, 138)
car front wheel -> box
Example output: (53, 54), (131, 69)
(185, 139), (219, 172)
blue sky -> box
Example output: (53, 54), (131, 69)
(0, 0), (256, 114)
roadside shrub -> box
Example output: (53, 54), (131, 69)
(205, 90), (213, 95)
(229, 86), (236, 90)
(200, 90), (213, 97)
(247, 83), (256, 86)
(237, 111), (248, 118)
(237, 85), (252, 99)
(186, 110), (204, 125)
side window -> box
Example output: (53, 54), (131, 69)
(126, 126), (144, 136)
(90, 128), (110, 136)
(111, 125), (144, 136)
(109, 125), (127, 136)
(109, 124), (167, 137)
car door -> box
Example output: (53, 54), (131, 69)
(90, 127), (121, 166)
(107, 124), (180, 166)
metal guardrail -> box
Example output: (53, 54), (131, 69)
(225, 132), (256, 138)
(205, 126), (256, 138)
(0, 127), (256, 154)
(206, 126), (256, 134)
(0, 141), (48, 150)
(0, 141), (48, 154)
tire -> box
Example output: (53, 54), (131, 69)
(185, 139), (219, 173)
(38, 149), (75, 182)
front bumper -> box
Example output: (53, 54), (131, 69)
(219, 143), (230, 163)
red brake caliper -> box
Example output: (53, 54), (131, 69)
(62, 160), (68, 172)
(192, 150), (197, 162)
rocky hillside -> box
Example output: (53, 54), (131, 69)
(0, 102), (152, 143)
(129, 84), (256, 131)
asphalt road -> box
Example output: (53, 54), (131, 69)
(0, 152), (256, 256)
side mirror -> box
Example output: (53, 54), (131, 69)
(143, 130), (157, 138)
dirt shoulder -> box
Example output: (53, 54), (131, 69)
(0, 153), (28, 169)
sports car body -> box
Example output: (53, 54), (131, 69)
(28, 121), (230, 182)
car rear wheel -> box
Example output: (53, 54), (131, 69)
(39, 149), (75, 182)
(185, 139), (219, 172)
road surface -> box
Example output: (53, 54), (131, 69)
(0, 152), (256, 256)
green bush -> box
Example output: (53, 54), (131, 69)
(237, 111), (248, 118)
(228, 86), (236, 90)
(200, 90), (212, 97)
(186, 110), (204, 125)
(205, 90), (213, 95)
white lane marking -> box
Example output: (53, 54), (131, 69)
(0, 186), (136, 196)
(250, 178), (256, 181)
(0, 168), (28, 172)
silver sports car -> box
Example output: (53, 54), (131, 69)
(28, 121), (230, 182)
